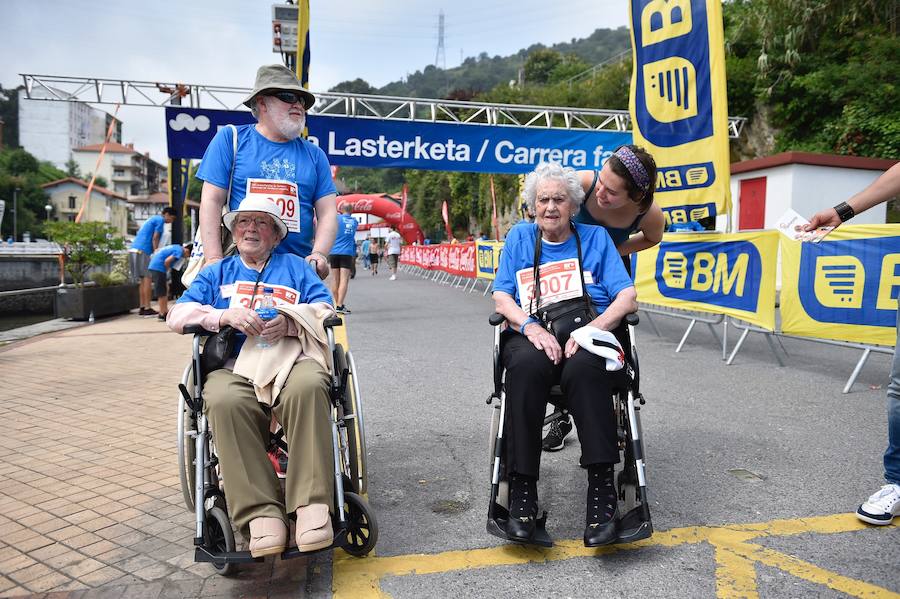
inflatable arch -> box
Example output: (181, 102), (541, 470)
(336, 194), (425, 244)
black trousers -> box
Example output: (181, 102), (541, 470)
(501, 330), (621, 478)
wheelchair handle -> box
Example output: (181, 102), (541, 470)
(183, 324), (214, 336)
(324, 316), (343, 329)
(488, 313), (506, 327)
(625, 313), (639, 327)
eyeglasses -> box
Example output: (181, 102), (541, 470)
(268, 91), (306, 107)
(235, 216), (273, 230)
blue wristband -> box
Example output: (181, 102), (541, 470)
(520, 317), (538, 335)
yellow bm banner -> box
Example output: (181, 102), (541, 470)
(476, 240), (504, 280)
(633, 231), (778, 330)
(780, 225), (900, 346)
(628, 0), (732, 223)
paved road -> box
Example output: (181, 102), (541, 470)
(0, 266), (897, 598)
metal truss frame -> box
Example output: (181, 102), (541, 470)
(20, 73), (746, 138)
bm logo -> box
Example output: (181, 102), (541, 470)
(477, 244), (497, 276)
(655, 241), (761, 311)
(799, 238), (900, 327)
(632, 0), (713, 148)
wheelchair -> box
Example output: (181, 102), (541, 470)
(486, 311), (652, 547)
(176, 316), (376, 576)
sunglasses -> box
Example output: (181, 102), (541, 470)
(267, 91), (306, 107)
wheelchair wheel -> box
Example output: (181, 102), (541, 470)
(177, 364), (197, 512)
(342, 492), (377, 557)
(345, 351), (368, 495)
(206, 506), (237, 577)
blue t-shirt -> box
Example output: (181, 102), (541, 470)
(178, 252), (333, 355)
(149, 244), (184, 272)
(361, 239), (370, 255)
(196, 124), (337, 258)
(668, 221), (704, 232)
(493, 222), (633, 314)
(331, 213), (359, 256)
(133, 215), (164, 254)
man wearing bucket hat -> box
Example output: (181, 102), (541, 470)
(197, 64), (337, 280)
(168, 196), (338, 556)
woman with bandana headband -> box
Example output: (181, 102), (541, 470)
(541, 145), (663, 453)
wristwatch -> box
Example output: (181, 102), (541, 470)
(833, 201), (855, 222)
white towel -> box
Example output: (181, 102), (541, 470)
(570, 325), (625, 371)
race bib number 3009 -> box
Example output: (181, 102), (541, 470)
(245, 179), (300, 233)
(515, 258), (584, 311)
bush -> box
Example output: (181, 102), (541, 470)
(44, 221), (125, 287)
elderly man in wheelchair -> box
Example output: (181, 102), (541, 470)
(168, 196), (374, 568)
(487, 161), (651, 547)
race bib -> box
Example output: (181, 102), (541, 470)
(515, 258), (584, 312)
(227, 281), (300, 310)
(245, 179), (300, 233)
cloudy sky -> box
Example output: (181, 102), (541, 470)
(1, 0), (629, 162)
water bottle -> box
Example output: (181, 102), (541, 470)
(255, 287), (278, 349)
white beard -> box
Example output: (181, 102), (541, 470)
(274, 112), (306, 139)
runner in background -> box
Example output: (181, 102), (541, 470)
(368, 237), (381, 276)
(329, 204), (358, 314)
(196, 64), (337, 279)
(543, 144), (662, 452)
(361, 237), (371, 270)
(386, 229), (402, 281)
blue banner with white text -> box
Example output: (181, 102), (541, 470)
(164, 107), (632, 174)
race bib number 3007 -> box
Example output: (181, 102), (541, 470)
(228, 282), (300, 310)
(515, 258), (584, 312)
(245, 179), (300, 233)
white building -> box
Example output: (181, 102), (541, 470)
(727, 152), (897, 231)
(72, 142), (165, 200)
(18, 87), (121, 170)
(41, 178), (130, 237)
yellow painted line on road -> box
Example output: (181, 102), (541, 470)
(332, 513), (898, 598)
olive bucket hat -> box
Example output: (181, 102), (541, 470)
(242, 64), (315, 109)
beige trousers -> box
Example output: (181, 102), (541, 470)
(203, 359), (334, 538)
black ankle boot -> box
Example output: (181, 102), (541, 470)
(506, 472), (537, 542)
(584, 463), (618, 547)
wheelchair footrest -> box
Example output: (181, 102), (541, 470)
(487, 503), (553, 548)
(195, 529), (348, 564)
(194, 547), (263, 565)
(614, 506), (653, 544)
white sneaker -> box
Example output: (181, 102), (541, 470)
(389, 274), (396, 281)
(856, 483), (900, 525)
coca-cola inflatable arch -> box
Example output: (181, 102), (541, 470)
(336, 194), (425, 244)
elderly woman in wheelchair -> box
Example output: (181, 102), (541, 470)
(490, 161), (639, 547)
(168, 196), (357, 562)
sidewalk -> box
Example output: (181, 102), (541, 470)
(0, 315), (331, 598)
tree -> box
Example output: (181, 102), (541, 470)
(0, 85), (21, 148)
(524, 49), (563, 85)
(65, 158), (81, 178)
(0, 147), (66, 240)
(329, 78), (377, 94)
(84, 173), (109, 189)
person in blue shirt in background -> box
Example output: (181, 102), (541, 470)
(148, 242), (192, 321)
(131, 207), (176, 316)
(329, 203), (358, 313)
(668, 220), (705, 232)
(361, 237), (371, 270)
